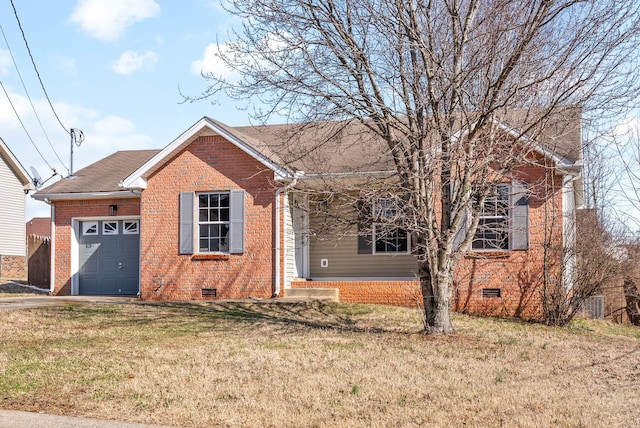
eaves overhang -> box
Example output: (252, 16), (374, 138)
(450, 117), (581, 172)
(32, 191), (140, 202)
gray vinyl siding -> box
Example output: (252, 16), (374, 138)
(309, 226), (417, 278)
(0, 154), (26, 255)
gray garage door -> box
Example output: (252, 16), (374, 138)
(79, 220), (140, 295)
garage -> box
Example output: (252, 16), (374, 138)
(78, 220), (140, 295)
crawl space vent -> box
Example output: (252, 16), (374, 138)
(202, 288), (217, 298)
(482, 288), (502, 298)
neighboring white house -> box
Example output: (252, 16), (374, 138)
(0, 138), (34, 280)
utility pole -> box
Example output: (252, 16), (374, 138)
(69, 128), (84, 176)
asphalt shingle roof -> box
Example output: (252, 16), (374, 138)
(37, 149), (160, 195)
(35, 108), (582, 196)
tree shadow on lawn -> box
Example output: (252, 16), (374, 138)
(44, 300), (422, 336)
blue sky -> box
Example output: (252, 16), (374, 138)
(1, 0), (639, 230)
(0, 0), (247, 219)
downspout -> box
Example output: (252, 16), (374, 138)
(45, 198), (55, 295)
(562, 170), (583, 290)
(273, 171), (304, 298)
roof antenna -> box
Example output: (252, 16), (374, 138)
(69, 128), (84, 177)
(30, 165), (58, 189)
(29, 166), (42, 189)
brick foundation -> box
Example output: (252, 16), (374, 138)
(292, 280), (422, 307)
(0, 254), (27, 281)
(291, 276), (542, 319)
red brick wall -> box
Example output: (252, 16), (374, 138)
(0, 255), (27, 280)
(291, 280), (422, 307)
(139, 135), (277, 300)
(51, 198), (141, 295)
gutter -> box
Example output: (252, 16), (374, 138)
(32, 190), (141, 201)
(273, 171), (304, 298)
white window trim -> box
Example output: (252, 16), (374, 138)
(370, 197), (410, 255)
(372, 223), (411, 255)
(197, 191), (231, 254)
(472, 184), (511, 251)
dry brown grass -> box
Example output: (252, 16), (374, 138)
(0, 300), (638, 427)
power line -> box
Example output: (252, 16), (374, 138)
(0, 80), (56, 173)
(10, 0), (70, 136)
(0, 23), (68, 170)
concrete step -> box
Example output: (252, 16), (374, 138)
(284, 288), (339, 302)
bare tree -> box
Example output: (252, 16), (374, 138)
(195, 0), (640, 333)
(612, 120), (640, 233)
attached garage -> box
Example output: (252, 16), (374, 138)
(78, 219), (140, 295)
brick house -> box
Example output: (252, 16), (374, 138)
(33, 114), (582, 317)
(0, 138), (35, 281)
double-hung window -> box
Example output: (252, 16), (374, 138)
(179, 190), (245, 255)
(472, 184), (510, 250)
(198, 192), (230, 253)
(470, 182), (529, 251)
(372, 198), (409, 254)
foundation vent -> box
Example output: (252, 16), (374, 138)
(202, 288), (217, 298)
(482, 288), (502, 298)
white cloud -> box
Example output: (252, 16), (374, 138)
(191, 43), (239, 82)
(613, 116), (640, 140)
(0, 49), (12, 76)
(69, 0), (160, 42)
(0, 86), (154, 218)
(112, 50), (157, 75)
(93, 115), (136, 135)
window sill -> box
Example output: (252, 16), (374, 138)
(466, 251), (511, 259)
(191, 253), (230, 260)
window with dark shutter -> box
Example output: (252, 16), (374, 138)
(357, 198), (373, 254)
(183, 190), (246, 255)
(471, 181), (529, 251)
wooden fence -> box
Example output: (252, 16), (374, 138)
(27, 234), (50, 290)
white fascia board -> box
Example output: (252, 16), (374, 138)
(120, 117), (291, 189)
(0, 138), (35, 190)
(301, 170), (396, 179)
(32, 191), (140, 201)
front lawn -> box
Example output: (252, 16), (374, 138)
(0, 301), (638, 427)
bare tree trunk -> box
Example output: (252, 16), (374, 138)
(623, 276), (640, 326)
(420, 260), (454, 334)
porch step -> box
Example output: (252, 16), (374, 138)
(284, 288), (339, 302)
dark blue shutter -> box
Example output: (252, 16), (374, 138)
(452, 209), (468, 250)
(179, 192), (194, 254)
(357, 198), (373, 254)
(510, 181), (529, 250)
(229, 190), (245, 253)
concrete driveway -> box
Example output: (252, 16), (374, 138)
(0, 295), (139, 311)
(0, 410), (170, 428)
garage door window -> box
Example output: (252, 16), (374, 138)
(83, 222), (98, 235)
(123, 221), (139, 234)
(103, 221), (119, 235)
